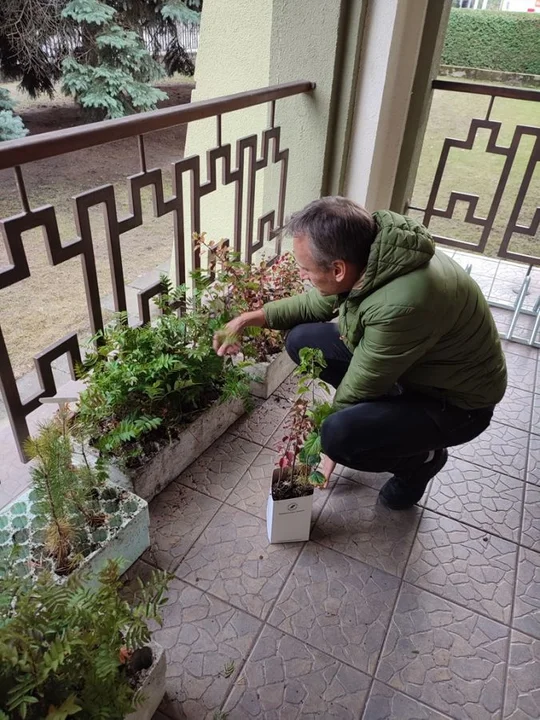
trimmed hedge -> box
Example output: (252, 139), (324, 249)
(442, 9), (540, 75)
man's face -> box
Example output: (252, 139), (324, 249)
(293, 234), (349, 296)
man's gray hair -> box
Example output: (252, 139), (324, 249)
(285, 196), (377, 270)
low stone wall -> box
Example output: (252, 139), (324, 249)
(439, 65), (540, 89)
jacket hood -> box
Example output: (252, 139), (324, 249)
(352, 210), (435, 297)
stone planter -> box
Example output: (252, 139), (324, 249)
(105, 397), (246, 502)
(266, 468), (314, 543)
(241, 349), (295, 399)
(0, 485), (149, 584)
(126, 642), (166, 720)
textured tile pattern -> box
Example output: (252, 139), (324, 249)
(514, 548), (540, 640)
(426, 456), (523, 542)
(504, 631), (540, 720)
(312, 479), (421, 577)
(377, 585), (509, 720)
(231, 395), (291, 446)
(152, 578), (262, 720)
(269, 543), (400, 673)
(175, 506), (302, 619)
(143, 483), (221, 571)
(527, 436), (540, 486)
(522, 484), (540, 552)
(177, 433), (261, 501)
(505, 354), (537, 391)
(452, 422), (528, 480)
(363, 682), (454, 720)
(405, 510), (517, 623)
(494, 386), (533, 432)
(223, 626), (371, 719)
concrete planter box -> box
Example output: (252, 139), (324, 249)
(0, 485), (149, 584)
(266, 469), (314, 544)
(242, 349), (295, 399)
(126, 642), (166, 720)
(105, 397), (246, 502)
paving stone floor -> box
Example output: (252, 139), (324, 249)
(123, 326), (540, 720)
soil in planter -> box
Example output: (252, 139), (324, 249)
(272, 467), (315, 502)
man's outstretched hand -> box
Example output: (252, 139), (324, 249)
(213, 309), (267, 357)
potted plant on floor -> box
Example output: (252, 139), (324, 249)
(75, 278), (249, 501)
(0, 407), (149, 583)
(267, 348), (333, 543)
(0, 559), (169, 720)
(198, 234), (305, 398)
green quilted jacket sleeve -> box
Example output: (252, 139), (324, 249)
(333, 305), (437, 410)
(263, 288), (336, 331)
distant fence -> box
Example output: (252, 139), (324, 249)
(41, 22), (200, 60)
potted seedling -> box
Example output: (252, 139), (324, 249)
(267, 348), (333, 543)
(198, 234), (304, 398)
(0, 407), (149, 583)
(75, 277), (249, 501)
(0, 559), (169, 720)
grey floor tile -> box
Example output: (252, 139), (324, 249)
(227, 447), (332, 523)
(501, 340), (540, 360)
(151, 577), (262, 720)
(505, 354), (537, 391)
(337, 465), (392, 492)
(452, 422), (528, 481)
(311, 479), (421, 578)
(426, 456), (524, 542)
(494, 386), (533, 432)
(528, 436), (540, 485)
(222, 626), (370, 719)
(175, 505), (303, 620)
(176, 433), (261, 501)
(376, 584), (509, 720)
(268, 543), (400, 674)
(231, 395), (291, 446)
(531, 394), (540, 435)
(514, 547), (540, 640)
(143, 483), (221, 571)
(503, 630), (540, 720)
(405, 510), (517, 624)
(522, 484), (540, 553)
(362, 681), (455, 720)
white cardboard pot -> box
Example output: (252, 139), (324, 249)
(126, 641), (166, 720)
(242, 349), (296, 400)
(266, 469), (314, 543)
(105, 397), (246, 502)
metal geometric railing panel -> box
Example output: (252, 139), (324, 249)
(409, 80), (540, 265)
(0, 81), (313, 460)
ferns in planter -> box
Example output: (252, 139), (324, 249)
(76, 279), (248, 464)
(0, 559), (169, 720)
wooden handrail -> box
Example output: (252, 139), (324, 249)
(0, 80), (316, 170)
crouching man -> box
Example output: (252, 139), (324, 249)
(214, 197), (507, 510)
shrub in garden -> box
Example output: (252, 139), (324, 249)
(273, 348), (333, 500)
(0, 559), (169, 720)
(197, 233), (304, 363)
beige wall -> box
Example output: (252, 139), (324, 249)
(177, 0), (346, 274)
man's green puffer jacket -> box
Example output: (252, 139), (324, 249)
(263, 210), (507, 411)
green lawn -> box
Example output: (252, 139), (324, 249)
(410, 85), (540, 259)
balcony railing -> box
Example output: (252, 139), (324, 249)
(0, 80), (315, 461)
(407, 78), (540, 344)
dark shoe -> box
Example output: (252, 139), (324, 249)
(378, 449), (449, 510)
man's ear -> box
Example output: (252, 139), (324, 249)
(332, 260), (347, 282)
